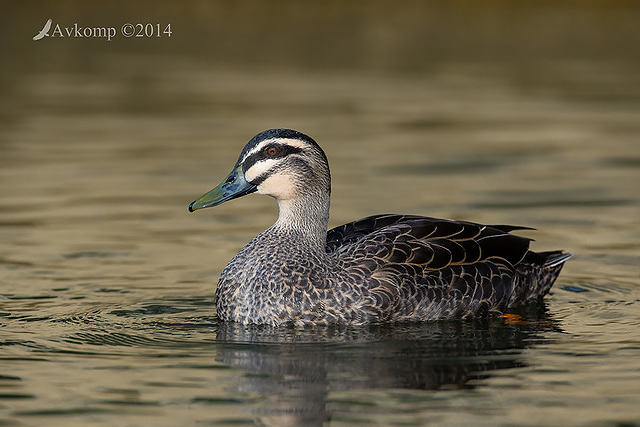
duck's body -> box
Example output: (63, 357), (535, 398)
(190, 129), (571, 327)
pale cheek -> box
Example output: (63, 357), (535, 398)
(257, 174), (296, 200)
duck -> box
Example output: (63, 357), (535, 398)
(189, 129), (572, 327)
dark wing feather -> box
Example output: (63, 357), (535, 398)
(327, 214), (531, 270)
(326, 214), (411, 252)
(325, 214), (548, 320)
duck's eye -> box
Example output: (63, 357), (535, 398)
(266, 146), (278, 157)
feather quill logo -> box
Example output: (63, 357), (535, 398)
(33, 19), (52, 41)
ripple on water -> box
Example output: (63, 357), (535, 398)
(551, 274), (640, 340)
(62, 251), (131, 259)
(40, 296), (217, 354)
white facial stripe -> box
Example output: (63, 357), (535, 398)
(240, 139), (273, 164)
(244, 158), (279, 182)
(240, 138), (310, 164)
(272, 138), (310, 150)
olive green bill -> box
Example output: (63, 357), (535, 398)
(189, 166), (257, 212)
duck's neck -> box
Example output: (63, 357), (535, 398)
(272, 192), (330, 252)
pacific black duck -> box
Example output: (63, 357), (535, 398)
(189, 129), (571, 326)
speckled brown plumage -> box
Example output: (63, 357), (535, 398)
(190, 129), (572, 327)
(215, 214), (570, 326)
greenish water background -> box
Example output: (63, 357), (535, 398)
(1, 2), (639, 426)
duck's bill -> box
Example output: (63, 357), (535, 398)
(189, 166), (257, 212)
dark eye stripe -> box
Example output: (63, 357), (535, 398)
(242, 143), (303, 172)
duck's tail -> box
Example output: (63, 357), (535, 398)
(508, 250), (573, 307)
(540, 251), (574, 268)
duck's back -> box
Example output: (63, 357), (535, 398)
(326, 214), (570, 321)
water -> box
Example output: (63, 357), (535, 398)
(2, 2), (640, 426)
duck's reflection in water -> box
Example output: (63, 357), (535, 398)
(215, 305), (559, 426)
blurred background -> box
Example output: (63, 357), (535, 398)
(1, 0), (638, 280)
(1, 1), (640, 425)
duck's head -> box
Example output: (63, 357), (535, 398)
(189, 129), (331, 213)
